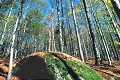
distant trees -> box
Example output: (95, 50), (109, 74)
(47, 9), (56, 52)
(53, 0), (120, 65)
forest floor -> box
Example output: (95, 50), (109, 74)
(0, 52), (119, 80)
(86, 58), (120, 80)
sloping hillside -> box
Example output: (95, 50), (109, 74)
(13, 52), (102, 80)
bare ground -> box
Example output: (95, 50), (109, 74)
(86, 59), (120, 80)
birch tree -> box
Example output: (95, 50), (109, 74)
(70, 0), (85, 63)
(7, 0), (25, 79)
(82, 0), (101, 65)
(56, 0), (64, 52)
(101, 0), (120, 41)
(0, 4), (13, 46)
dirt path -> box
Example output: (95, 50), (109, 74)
(86, 59), (120, 80)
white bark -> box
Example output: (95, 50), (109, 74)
(0, 5), (13, 44)
(48, 28), (51, 51)
(115, 0), (120, 9)
(57, 0), (64, 52)
(51, 18), (56, 51)
(51, 8), (56, 51)
(102, 0), (120, 38)
(7, 0), (24, 79)
(7, 16), (20, 80)
(81, 34), (88, 60)
(70, 0), (85, 63)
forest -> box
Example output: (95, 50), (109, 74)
(0, 0), (120, 80)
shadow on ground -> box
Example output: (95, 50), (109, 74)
(52, 53), (80, 80)
(13, 55), (54, 79)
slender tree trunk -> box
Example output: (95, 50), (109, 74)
(49, 28), (51, 51)
(0, 4), (13, 44)
(7, 11), (20, 80)
(96, 7), (120, 60)
(51, 20), (56, 51)
(95, 5), (120, 60)
(70, 0), (85, 63)
(111, 10), (120, 28)
(95, 18), (112, 65)
(81, 32), (88, 61)
(51, 9), (56, 51)
(82, 0), (101, 65)
(67, 15), (74, 56)
(56, 0), (64, 52)
(107, 27), (120, 60)
(103, 16), (120, 60)
(101, 0), (120, 41)
(7, 0), (25, 79)
(90, 2), (112, 65)
(61, 0), (67, 53)
(110, 0), (120, 20)
(65, 0), (74, 55)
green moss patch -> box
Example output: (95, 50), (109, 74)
(43, 53), (102, 80)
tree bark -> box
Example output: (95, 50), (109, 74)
(7, 0), (25, 79)
(110, 0), (120, 20)
(61, 0), (67, 53)
(67, 15), (74, 56)
(70, 0), (85, 63)
(101, 0), (120, 41)
(82, 0), (100, 65)
(56, 0), (64, 52)
(0, 4), (13, 44)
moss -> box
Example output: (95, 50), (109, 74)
(43, 53), (102, 80)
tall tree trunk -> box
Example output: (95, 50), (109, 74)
(111, 10), (120, 28)
(56, 0), (64, 52)
(103, 16), (120, 60)
(94, 15), (112, 65)
(101, 0), (120, 41)
(70, 0), (85, 63)
(81, 32), (88, 61)
(110, 0), (120, 20)
(48, 28), (51, 51)
(65, 0), (74, 55)
(95, 5), (120, 60)
(51, 20), (56, 51)
(7, 0), (25, 79)
(61, 0), (67, 53)
(51, 9), (56, 51)
(90, 1), (112, 65)
(67, 14), (74, 56)
(0, 4), (13, 44)
(82, 0), (100, 65)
